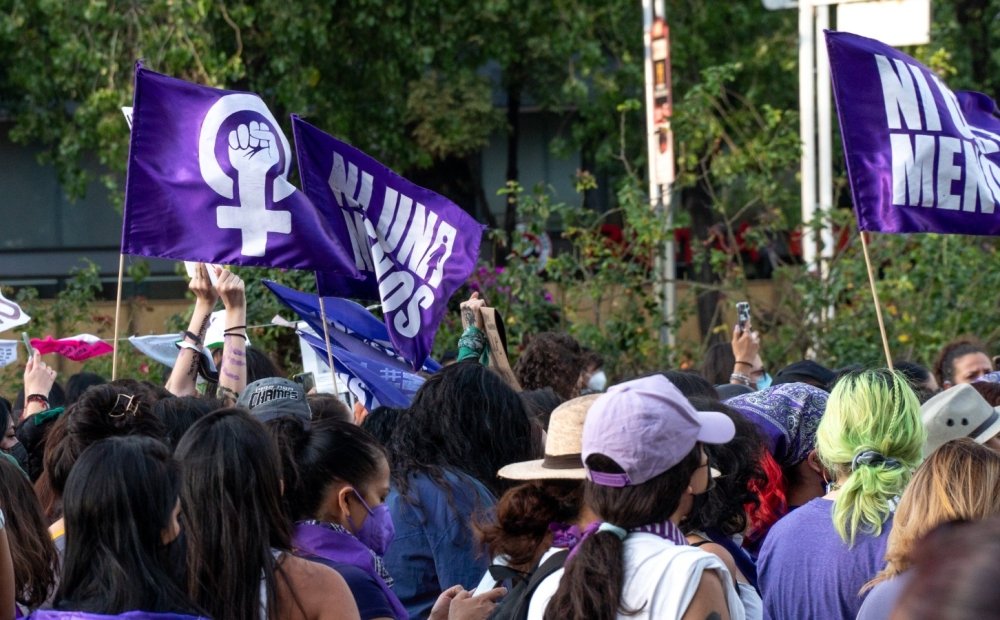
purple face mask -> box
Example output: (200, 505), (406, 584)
(349, 489), (395, 556)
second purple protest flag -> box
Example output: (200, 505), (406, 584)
(293, 116), (484, 369)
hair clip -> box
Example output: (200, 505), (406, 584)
(110, 393), (141, 418)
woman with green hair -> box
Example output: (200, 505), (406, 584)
(757, 368), (925, 620)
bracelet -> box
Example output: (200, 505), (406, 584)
(224, 332), (248, 341)
(224, 325), (247, 333)
(734, 361), (753, 367)
(25, 394), (49, 407)
(730, 372), (752, 386)
(183, 330), (203, 345)
(178, 341), (203, 354)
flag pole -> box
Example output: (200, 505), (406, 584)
(860, 232), (893, 370)
(314, 274), (342, 397)
(111, 253), (126, 380)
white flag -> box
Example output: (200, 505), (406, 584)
(129, 333), (218, 373)
(0, 340), (17, 368)
(0, 290), (30, 333)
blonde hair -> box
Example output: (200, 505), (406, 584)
(817, 369), (925, 545)
(865, 438), (1000, 590)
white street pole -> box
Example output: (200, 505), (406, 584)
(643, 0), (676, 349)
(799, 0), (817, 273)
(816, 3), (836, 321)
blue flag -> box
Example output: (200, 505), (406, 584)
(264, 280), (441, 373)
(298, 331), (423, 410)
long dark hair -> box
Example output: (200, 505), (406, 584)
(55, 436), (195, 614)
(543, 450), (701, 620)
(389, 361), (540, 498)
(151, 395), (220, 450)
(175, 408), (293, 620)
(684, 397), (767, 536)
(0, 458), (57, 609)
(268, 417), (386, 521)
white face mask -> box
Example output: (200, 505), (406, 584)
(587, 370), (608, 393)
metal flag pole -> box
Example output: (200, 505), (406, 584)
(111, 254), (126, 380)
(313, 273), (342, 396)
(859, 232), (893, 370)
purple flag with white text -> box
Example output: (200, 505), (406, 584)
(122, 64), (358, 273)
(292, 116), (484, 369)
(827, 31), (1000, 235)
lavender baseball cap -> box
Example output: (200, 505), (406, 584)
(582, 375), (735, 487)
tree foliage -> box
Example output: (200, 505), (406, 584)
(5, 1), (1000, 382)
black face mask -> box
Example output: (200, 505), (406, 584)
(6, 443), (28, 473)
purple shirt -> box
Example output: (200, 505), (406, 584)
(758, 498), (891, 620)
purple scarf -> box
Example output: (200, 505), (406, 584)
(566, 519), (688, 562)
(293, 522), (408, 620)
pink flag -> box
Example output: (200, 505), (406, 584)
(31, 334), (113, 361)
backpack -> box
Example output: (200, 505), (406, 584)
(487, 549), (569, 620)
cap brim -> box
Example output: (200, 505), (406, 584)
(694, 410), (736, 445)
(498, 458), (587, 481)
(972, 407), (1000, 446)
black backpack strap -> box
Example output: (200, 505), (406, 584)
(516, 550), (570, 613)
(489, 549), (570, 620)
(489, 563), (529, 586)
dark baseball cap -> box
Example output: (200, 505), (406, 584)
(772, 360), (836, 391)
(236, 377), (311, 424)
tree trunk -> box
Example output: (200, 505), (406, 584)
(684, 180), (722, 344)
(953, 0), (992, 96)
(503, 80), (522, 253)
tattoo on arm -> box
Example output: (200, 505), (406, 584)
(222, 369), (241, 381)
(462, 307), (475, 328)
(196, 314), (210, 338)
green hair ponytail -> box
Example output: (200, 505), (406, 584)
(817, 369), (925, 546)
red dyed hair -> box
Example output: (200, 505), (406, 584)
(745, 450), (788, 548)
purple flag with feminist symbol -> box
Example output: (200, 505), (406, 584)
(122, 64), (358, 273)
(827, 31), (1000, 235)
(293, 116), (484, 369)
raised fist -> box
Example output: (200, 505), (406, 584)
(228, 120), (279, 175)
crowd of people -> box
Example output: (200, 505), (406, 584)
(1, 267), (1000, 620)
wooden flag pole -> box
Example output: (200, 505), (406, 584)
(860, 232), (893, 370)
(111, 254), (126, 380)
(314, 275), (342, 397)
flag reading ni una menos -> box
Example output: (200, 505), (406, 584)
(828, 31), (1000, 235)
(292, 116), (483, 369)
(122, 64), (359, 273)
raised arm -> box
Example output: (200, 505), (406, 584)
(21, 351), (57, 420)
(215, 268), (247, 406)
(166, 263), (218, 396)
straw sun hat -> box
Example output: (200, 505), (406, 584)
(498, 394), (601, 480)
